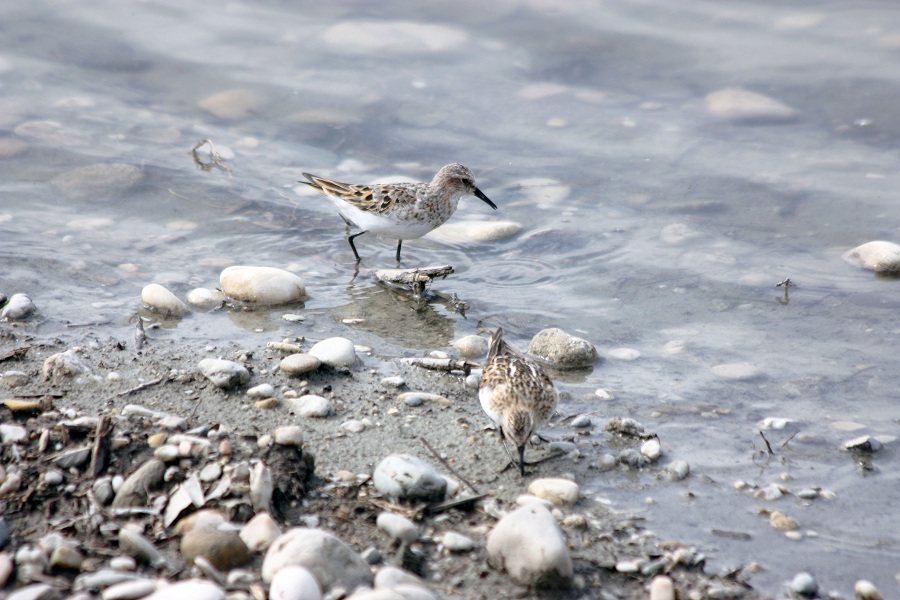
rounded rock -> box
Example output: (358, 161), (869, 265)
(240, 512), (283, 553)
(704, 87), (797, 122)
(287, 395), (332, 418)
(181, 527), (251, 571)
(198, 358), (250, 389)
(270, 565), (322, 600)
(665, 460), (691, 481)
(247, 383), (276, 399)
(280, 354), (322, 375)
(376, 512), (418, 544)
(373, 454), (447, 502)
(527, 328), (597, 369)
(141, 284), (189, 316)
(527, 478), (580, 506)
(640, 439), (662, 462)
(486, 504), (573, 588)
(789, 571), (818, 597)
(51, 163), (144, 200)
(452, 335), (489, 358)
(711, 362), (761, 381)
(308, 338), (358, 367)
(261, 527), (374, 592)
(441, 532), (475, 552)
(219, 266), (307, 305)
(198, 88), (269, 121)
(650, 575), (675, 600)
(141, 579), (225, 600)
(843, 241), (900, 274)
(0, 294), (36, 321)
(274, 426), (304, 446)
(186, 287), (226, 311)
(854, 580), (883, 600)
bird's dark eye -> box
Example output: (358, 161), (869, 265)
(462, 178), (472, 186)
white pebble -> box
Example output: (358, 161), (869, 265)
(274, 426), (304, 446)
(666, 460), (691, 481)
(486, 504), (572, 587)
(261, 528), (373, 591)
(240, 513), (282, 553)
(640, 439), (662, 462)
(1, 294), (36, 321)
(247, 383), (276, 399)
(527, 478), (580, 505)
(186, 287), (226, 311)
(704, 87), (797, 121)
(441, 532), (475, 552)
(380, 376), (405, 388)
(269, 565), (321, 600)
(376, 512), (419, 543)
(308, 338), (358, 367)
(843, 241), (900, 274)
(340, 420), (366, 433)
(607, 347), (641, 360)
(373, 455), (446, 502)
(198, 358), (250, 389)
(287, 395), (332, 418)
(219, 266), (306, 305)
(854, 579), (883, 600)
(711, 362), (761, 381)
(141, 284), (189, 316)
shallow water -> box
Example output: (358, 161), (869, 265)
(2, 0), (900, 596)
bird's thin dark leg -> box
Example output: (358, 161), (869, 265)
(497, 427), (523, 475)
(347, 230), (367, 262)
(395, 239), (403, 263)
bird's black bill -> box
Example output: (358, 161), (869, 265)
(517, 445), (526, 477)
(474, 187), (498, 210)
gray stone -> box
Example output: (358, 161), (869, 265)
(288, 395), (333, 418)
(261, 527), (373, 593)
(0, 294), (36, 321)
(308, 337), (358, 367)
(527, 328), (597, 369)
(280, 354), (322, 375)
(219, 266), (306, 305)
(376, 512), (418, 543)
(198, 358), (250, 389)
(373, 455), (446, 502)
(269, 565), (322, 600)
(789, 571), (818, 597)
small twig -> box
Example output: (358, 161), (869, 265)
(780, 431), (798, 448)
(191, 139), (232, 175)
(113, 377), (165, 398)
(402, 357), (479, 374)
(90, 416), (113, 477)
(420, 437), (479, 495)
(758, 430), (774, 456)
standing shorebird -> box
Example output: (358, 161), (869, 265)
(479, 328), (558, 476)
(300, 163), (497, 263)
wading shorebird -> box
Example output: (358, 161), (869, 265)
(478, 327), (558, 476)
(300, 163), (497, 263)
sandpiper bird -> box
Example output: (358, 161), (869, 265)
(300, 163), (497, 263)
(479, 327), (558, 476)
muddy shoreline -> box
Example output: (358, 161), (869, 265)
(0, 313), (763, 599)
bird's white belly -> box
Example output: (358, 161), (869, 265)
(334, 202), (440, 240)
(478, 387), (501, 424)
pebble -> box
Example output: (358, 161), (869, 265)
(198, 88), (269, 120)
(101, 578), (159, 600)
(42, 349), (90, 379)
(141, 283), (189, 316)
(597, 453), (617, 471)
(247, 383), (275, 399)
(373, 565), (429, 590)
(308, 337), (358, 367)
(51, 163), (144, 199)
(398, 392), (449, 407)
(649, 575), (675, 600)
(618, 449), (649, 469)
(175, 509), (226, 535)
(704, 87), (797, 121)
(660, 223), (701, 245)
(6, 583), (58, 600)
(1, 370), (30, 387)
(527, 478), (580, 506)
(109, 556), (137, 571)
(219, 266), (307, 305)
(1, 293), (36, 320)
(288, 395), (333, 418)
(570, 415), (591, 428)
(280, 354), (322, 375)
(605, 417), (645, 436)
(428, 220), (522, 243)
(118, 527), (165, 568)
(376, 512), (419, 543)
(274, 426), (304, 446)
(269, 565), (322, 600)
(843, 241), (900, 274)
(262, 528), (373, 593)
(711, 362), (761, 381)
(49, 544), (83, 570)
(112, 459), (166, 508)
(759, 417), (794, 429)
(340, 419), (366, 433)
(666, 460), (691, 481)
(640, 439), (662, 462)
(527, 328), (597, 369)
(843, 435), (882, 453)
(0, 423), (27, 445)
(373, 454), (447, 502)
(141, 579), (225, 600)
(186, 287), (226, 311)
(769, 510), (799, 531)
(181, 527), (251, 570)
(789, 571), (818, 597)
(250, 462), (274, 512)
(607, 347), (641, 360)
(240, 512), (282, 553)
(380, 376), (405, 388)
(441, 532), (475, 552)
(754, 485), (784, 501)
(486, 504), (573, 587)
(452, 335), (488, 358)
(198, 358), (250, 389)
(854, 579), (883, 600)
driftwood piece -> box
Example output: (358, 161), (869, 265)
(90, 415), (113, 477)
(374, 265), (454, 295)
(401, 357), (479, 374)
